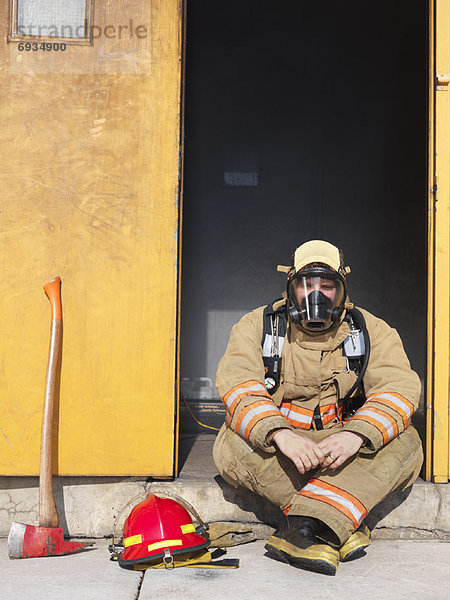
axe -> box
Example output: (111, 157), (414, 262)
(8, 277), (92, 559)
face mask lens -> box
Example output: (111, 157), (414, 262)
(289, 272), (345, 331)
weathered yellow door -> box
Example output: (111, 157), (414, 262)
(426, 0), (450, 482)
(0, 1), (183, 476)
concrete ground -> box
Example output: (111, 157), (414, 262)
(1, 537), (449, 600)
(1, 432), (449, 599)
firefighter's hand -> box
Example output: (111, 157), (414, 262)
(272, 429), (326, 474)
(317, 431), (366, 470)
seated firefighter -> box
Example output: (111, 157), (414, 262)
(213, 240), (423, 575)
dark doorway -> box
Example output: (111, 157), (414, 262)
(180, 1), (428, 426)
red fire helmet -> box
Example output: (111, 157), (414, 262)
(118, 494), (209, 566)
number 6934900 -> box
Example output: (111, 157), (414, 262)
(17, 42), (66, 52)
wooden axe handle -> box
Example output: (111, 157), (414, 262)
(39, 277), (62, 528)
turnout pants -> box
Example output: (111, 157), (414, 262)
(213, 422), (423, 545)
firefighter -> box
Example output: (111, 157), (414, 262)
(213, 240), (423, 575)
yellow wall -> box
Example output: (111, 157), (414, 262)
(426, 0), (450, 482)
(0, 1), (183, 475)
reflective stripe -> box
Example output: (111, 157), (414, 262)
(298, 480), (367, 528)
(351, 413), (390, 442)
(369, 393), (413, 427)
(280, 405), (312, 427)
(280, 402), (338, 429)
(148, 539), (183, 552)
(235, 402), (281, 438)
(225, 382), (269, 408)
(353, 408), (398, 444)
(321, 404), (337, 426)
(243, 409), (284, 439)
(223, 380), (271, 420)
(223, 380), (284, 439)
(181, 524), (196, 534)
(124, 533), (142, 547)
(366, 407), (399, 438)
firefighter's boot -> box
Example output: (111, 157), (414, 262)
(264, 517), (339, 576)
(339, 524), (371, 562)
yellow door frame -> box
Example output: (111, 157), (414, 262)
(426, 0), (450, 482)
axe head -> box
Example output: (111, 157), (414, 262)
(8, 522), (93, 559)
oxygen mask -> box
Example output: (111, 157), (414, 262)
(288, 268), (346, 332)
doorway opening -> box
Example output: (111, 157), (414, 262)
(180, 0), (428, 442)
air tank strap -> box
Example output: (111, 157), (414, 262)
(312, 404), (324, 430)
(262, 298), (288, 394)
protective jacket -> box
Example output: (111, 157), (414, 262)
(216, 299), (420, 455)
(214, 299), (422, 545)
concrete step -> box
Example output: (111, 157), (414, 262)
(0, 434), (448, 540)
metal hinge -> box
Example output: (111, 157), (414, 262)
(436, 73), (449, 91)
(431, 176), (438, 204)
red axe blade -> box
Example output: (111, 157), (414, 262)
(8, 522), (92, 559)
